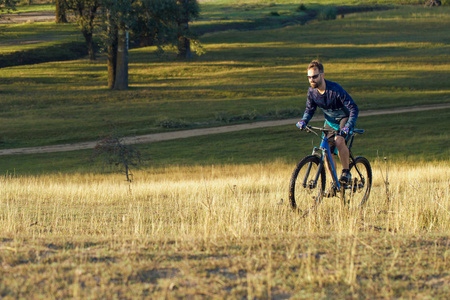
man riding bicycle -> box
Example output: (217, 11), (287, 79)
(296, 60), (359, 183)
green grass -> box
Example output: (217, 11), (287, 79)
(0, 22), (83, 54)
(0, 5), (449, 151)
(0, 4), (449, 168)
(194, 0), (430, 32)
(3, 3), (55, 13)
(1, 109), (449, 176)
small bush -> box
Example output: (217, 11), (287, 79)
(158, 118), (190, 129)
(296, 4), (307, 11)
(240, 109), (259, 121)
(91, 131), (144, 182)
(215, 112), (232, 123)
(317, 6), (337, 21)
(216, 110), (260, 123)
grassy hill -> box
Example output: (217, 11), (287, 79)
(0, 2), (449, 174)
(0, 2), (449, 299)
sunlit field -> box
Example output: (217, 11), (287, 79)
(1, 1), (449, 298)
(1, 5), (449, 149)
(1, 161), (448, 298)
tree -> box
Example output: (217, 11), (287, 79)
(0, 0), (15, 14)
(55, 0), (68, 23)
(176, 0), (199, 59)
(66, 0), (101, 61)
(107, 0), (182, 89)
(0, 0), (15, 34)
(67, 0), (200, 89)
(103, 0), (135, 90)
(91, 129), (144, 182)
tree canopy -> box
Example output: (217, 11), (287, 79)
(65, 0), (200, 89)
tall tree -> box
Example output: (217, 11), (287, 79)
(67, 0), (101, 61)
(66, 0), (200, 89)
(55, 0), (68, 23)
(66, 0), (102, 60)
(0, 0), (15, 14)
(176, 0), (199, 59)
(104, 0), (135, 90)
(0, 0), (15, 32)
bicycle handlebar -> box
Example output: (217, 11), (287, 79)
(303, 125), (365, 135)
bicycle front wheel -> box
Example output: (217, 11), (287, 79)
(289, 155), (326, 213)
(348, 156), (372, 207)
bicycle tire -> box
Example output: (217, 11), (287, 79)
(348, 156), (372, 207)
(289, 155), (326, 213)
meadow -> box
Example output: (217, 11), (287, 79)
(0, 0), (449, 298)
(0, 162), (449, 298)
(0, 3), (448, 150)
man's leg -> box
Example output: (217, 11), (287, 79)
(336, 118), (352, 183)
(335, 136), (349, 170)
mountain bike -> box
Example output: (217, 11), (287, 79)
(289, 125), (372, 215)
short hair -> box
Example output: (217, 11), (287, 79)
(307, 60), (324, 73)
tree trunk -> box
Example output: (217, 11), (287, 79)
(178, 30), (192, 59)
(55, 0), (68, 23)
(113, 28), (129, 90)
(107, 43), (117, 89)
(107, 9), (118, 89)
(82, 31), (96, 61)
(107, 36), (118, 89)
(177, 0), (192, 59)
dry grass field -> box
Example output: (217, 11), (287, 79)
(1, 161), (448, 298)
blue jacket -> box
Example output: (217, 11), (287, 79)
(301, 80), (358, 129)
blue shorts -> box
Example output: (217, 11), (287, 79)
(324, 118), (351, 155)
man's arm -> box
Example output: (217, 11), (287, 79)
(301, 90), (317, 124)
(340, 90), (358, 129)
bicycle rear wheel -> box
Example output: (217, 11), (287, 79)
(289, 155), (326, 213)
(347, 156), (372, 207)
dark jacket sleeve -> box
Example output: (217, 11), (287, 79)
(300, 89), (317, 124)
(340, 89), (358, 129)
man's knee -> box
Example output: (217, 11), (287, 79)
(335, 136), (346, 147)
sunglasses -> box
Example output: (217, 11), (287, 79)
(307, 73), (322, 80)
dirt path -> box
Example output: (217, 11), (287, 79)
(0, 11), (55, 24)
(1, 104), (449, 156)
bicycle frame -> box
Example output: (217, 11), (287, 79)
(310, 134), (342, 190)
(307, 126), (360, 191)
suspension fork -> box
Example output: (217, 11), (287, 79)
(302, 148), (324, 189)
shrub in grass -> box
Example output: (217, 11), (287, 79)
(215, 112), (232, 124)
(317, 6), (337, 21)
(91, 131), (144, 182)
(296, 4), (307, 12)
(158, 118), (190, 129)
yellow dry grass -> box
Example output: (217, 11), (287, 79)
(0, 161), (449, 298)
(2, 161), (448, 238)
